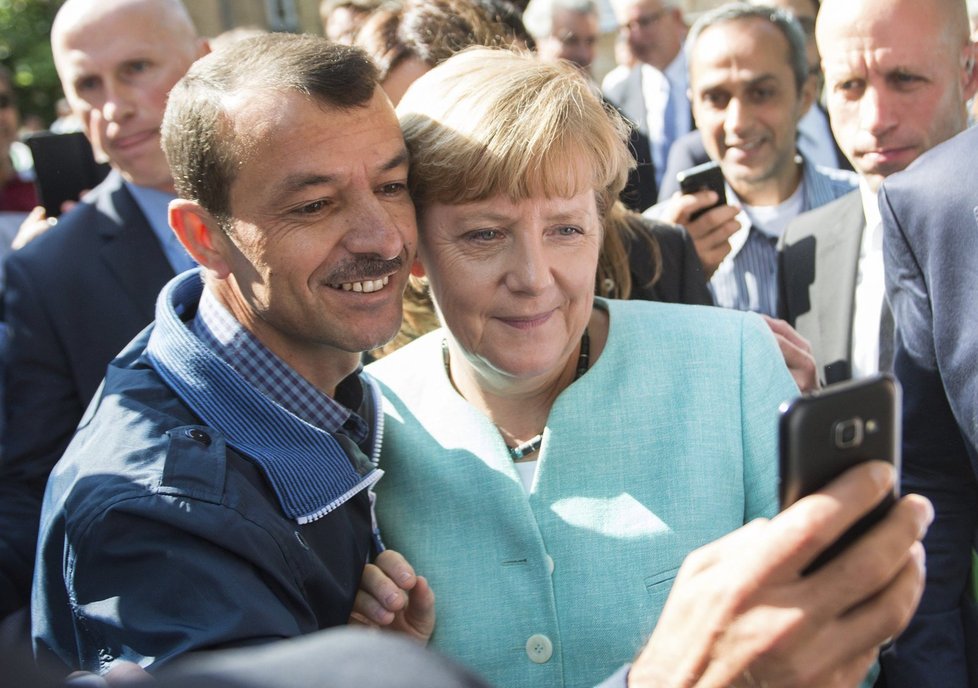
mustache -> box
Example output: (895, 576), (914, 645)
(325, 256), (403, 284)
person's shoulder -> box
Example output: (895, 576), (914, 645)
(6, 173), (121, 268)
(51, 345), (227, 525)
(885, 126), (977, 195)
(601, 64), (640, 100)
(605, 297), (755, 339)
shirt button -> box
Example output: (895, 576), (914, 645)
(525, 634), (553, 664)
(545, 554), (555, 575)
(185, 428), (211, 446)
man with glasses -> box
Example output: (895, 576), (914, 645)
(603, 0), (690, 191)
(524, 0), (659, 210)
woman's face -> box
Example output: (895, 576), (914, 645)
(419, 188), (601, 384)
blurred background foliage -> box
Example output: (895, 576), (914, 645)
(0, 0), (61, 125)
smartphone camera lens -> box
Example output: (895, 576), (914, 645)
(834, 418), (864, 448)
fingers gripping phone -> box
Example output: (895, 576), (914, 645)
(778, 374), (901, 574)
(677, 160), (727, 221)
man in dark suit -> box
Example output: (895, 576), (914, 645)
(880, 126), (978, 687)
(0, 0), (207, 620)
(779, 0), (975, 385)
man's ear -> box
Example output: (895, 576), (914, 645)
(196, 37), (211, 60)
(962, 42), (978, 101)
(169, 199), (232, 279)
(410, 257), (426, 277)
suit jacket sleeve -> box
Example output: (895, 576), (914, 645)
(879, 154), (978, 687)
(0, 177), (172, 617)
(0, 252), (85, 616)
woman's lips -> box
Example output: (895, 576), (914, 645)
(497, 310), (555, 330)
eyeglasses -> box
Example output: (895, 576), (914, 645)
(621, 8), (669, 32)
(0, 94), (13, 110)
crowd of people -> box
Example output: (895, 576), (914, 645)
(0, 0), (975, 686)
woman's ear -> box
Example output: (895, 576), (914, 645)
(168, 199), (233, 279)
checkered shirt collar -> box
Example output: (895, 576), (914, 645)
(190, 286), (369, 443)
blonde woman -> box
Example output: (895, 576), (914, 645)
(364, 49), (920, 687)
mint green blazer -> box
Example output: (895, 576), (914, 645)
(368, 299), (798, 688)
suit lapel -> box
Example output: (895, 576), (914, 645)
(93, 172), (175, 320)
(812, 193), (865, 370)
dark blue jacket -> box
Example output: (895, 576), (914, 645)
(32, 326), (373, 674)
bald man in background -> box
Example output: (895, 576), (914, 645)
(0, 0), (207, 627)
(778, 1), (977, 682)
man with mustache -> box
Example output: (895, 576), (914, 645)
(31, 32), (433, 673)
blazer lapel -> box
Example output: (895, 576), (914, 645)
(813, 193), (865, 373)
(94, 172), (175, 320)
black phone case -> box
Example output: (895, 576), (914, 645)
(778, 374), (901, 573)
(26, 132), (110, 217)
(677, 160), (726, 221)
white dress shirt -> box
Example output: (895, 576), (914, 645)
(640, 49), (691, 188)
(850, 179), (885, 379)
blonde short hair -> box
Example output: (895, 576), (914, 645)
(372, 47), (646, 359)
(397, 47), (633, 217)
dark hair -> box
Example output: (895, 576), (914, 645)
(399, 0), (525, 66)
(688, 3), (809, 92)
(356, 0), (528, 87)
(161, 33), (379, 224)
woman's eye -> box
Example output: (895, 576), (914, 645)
(555, 225), (582, 236)
(469, 229), (500, 241)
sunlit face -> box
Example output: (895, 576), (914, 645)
(213, 88), (416, 374)
(52, 2), (204, 192)
(690, 18), (814, 205)
(617, 0), (684, 71)
(419, 188), (601, 386)
(538, 9), (600, 71)
(818, 0), (974, 190)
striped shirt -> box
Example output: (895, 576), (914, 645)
(146, 271), (381, 524)
(191, 286), (370, 445)
(710, 160), (856, 317)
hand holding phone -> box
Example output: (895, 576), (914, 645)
(779, 374), (901, 573)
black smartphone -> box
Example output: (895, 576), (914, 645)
(677, 160), (726, 221)
(26, 131), (111, 217)
(778, 374), (901, 573)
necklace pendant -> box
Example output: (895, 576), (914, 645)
(509, 433), (544, 461)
